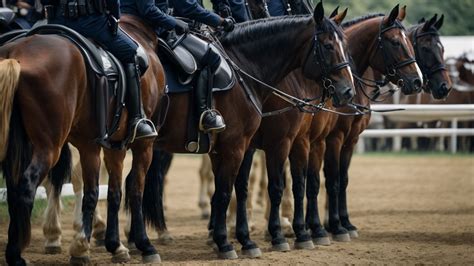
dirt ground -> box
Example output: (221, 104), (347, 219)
(0, 154), (473, 265)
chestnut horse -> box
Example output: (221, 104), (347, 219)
(319, 8), (451, 242)
(0, 16), (165, 265)
(141, 4), (355, 259)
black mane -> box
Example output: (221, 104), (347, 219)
(220, 15), (345, 45)
(342, 13), (384, 28)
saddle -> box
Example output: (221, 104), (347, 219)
(157, 33), (235, 153)
(0, 24), (148, 150)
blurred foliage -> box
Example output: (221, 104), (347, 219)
(204, 0), (473, 35)
(319, 0), (474, 35)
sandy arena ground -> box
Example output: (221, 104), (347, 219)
(0, 154), (473, 265)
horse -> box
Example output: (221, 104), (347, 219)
(140, 2), (355, 259)
(0, 15), (165, 265)
(319, 8), (451, 242)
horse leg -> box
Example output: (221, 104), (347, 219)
(323, 134), (350, 242)
(42, 179), (63, 254)
(125, 140), (160, 263)
(288, 139), (314, 250)
(266, 143), (291, 252)
(246, 153), (258, 232)
(257, 151), (267, 207)
(71, 160), (84, 232)
(339, 142), (358, 238)
(306, 140), (331, 246)
(234, 148), (262, 258)
(210, 148), (245, 260)
(199, 155), (212, 219)
(68, 144), (101, 264)
(91, 160), (107, 245)
(281, 161), (294, 237)
(102, 149), (130, 263)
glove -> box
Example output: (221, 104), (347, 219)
(217, 2), (232, 18)
(174, 19), (189, 35)
(221, 17), (235, 32)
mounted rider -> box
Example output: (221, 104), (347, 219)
(121, 0), (235, 133)
(266, 0), (311, 16)
(211, 0), (250, 22)
(40, 0), (168, 143)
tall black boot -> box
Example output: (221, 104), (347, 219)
(196, 66), (226, 133)
(125, 63), (157, 142)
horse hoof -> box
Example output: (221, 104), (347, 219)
(294, 240), (315, 250)
(313, 237), (331, 246)
(217, 250), (238, 260)
(206, 237), (215, 246)
(241, 247), (262, 258)
(111, 252), (130, 263)
(69, 256), (90, 266)
(271, 242), (291, 252)
(44, 246), (62, 254)
(348, 230), (359, 239)
(94, 239), (105, 247)
(142, 254), (161, 264)
(332, 233), (351, 242)
(157, 233), (175, 245)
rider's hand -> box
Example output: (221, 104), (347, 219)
(217, 3), (232, 18)
(221, 18), (235, 32)
(174, 19), (189, 35)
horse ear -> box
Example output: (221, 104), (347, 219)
(383, 4), (399, 26)
(313, 0), (324, 24)
(434, 14), (444, 30)
(418, 17), (426, 24)
(423, 13), (438, 31)
(332, 8), (347, 25)
(397, 5), (406, 21)
(329, 6), (339, 19)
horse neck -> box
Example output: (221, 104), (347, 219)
(345, 18), (381, 76)
(223, 18), (314, 88)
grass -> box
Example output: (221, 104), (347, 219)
(0, 196), (76, 224)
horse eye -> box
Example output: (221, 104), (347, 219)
(391, 40), (401, 47)
(324, 44), (334, 50)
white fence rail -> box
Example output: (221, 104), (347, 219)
(359, 104), (474, 153)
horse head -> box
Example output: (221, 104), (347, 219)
(410, 14), (452, 99)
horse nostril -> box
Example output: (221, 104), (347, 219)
(414, 78), (422, 91)
(344, 88), (354, 101)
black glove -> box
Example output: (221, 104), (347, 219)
(221, 17), (235, 32)
(217, 2), (232, 18)
(174, 19), (189, 35)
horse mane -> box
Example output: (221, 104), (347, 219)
(220, 15), (345, 45)
(342, 13), (384, 28)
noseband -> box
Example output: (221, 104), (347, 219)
(373, 20), (417, 77)
(411, 27), (447, 83)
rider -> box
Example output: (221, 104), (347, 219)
(122, 0), (235, 132)
(266, 0), (311, 16)
(40, 0), (187, 142)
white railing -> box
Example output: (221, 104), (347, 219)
(359, 104), (474, 154)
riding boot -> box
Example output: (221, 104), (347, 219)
(196, 66), (226, 133)
(125, 63), (158, 142)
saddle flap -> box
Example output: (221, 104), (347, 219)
(0, 8), (15, 25)
(158, 38), (197, 75)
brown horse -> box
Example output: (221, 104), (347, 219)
(142, 3), (355, 260)
(320, 7), (451, 242)
(0, 16), (164, 265)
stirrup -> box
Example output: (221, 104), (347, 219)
(199, 109), (226, 133)
(130, 118), (158, 143)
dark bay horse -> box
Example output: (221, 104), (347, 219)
(0, 16), (165, 265)
(143, 4), (355, 260)
(320, 7), (452, 242)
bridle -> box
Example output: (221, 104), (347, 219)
(411, 27), (447, 86)
(302, 25), (351, 98)
(354, 19), (417, 102)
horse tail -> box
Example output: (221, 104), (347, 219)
(125, 149), (171, 231)
(1, 59), (34, 251)
(48, 144), (72, 197)
(0, 59), (21, 162)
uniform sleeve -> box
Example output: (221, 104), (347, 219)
(288, 0), (311, 15)
(106, 0), (120, 18)
(136, 0), (177, 30)
(173, 0), (222, 28)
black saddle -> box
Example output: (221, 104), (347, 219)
(158, 33), (235, 94)
(0, 24), (148, 149)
